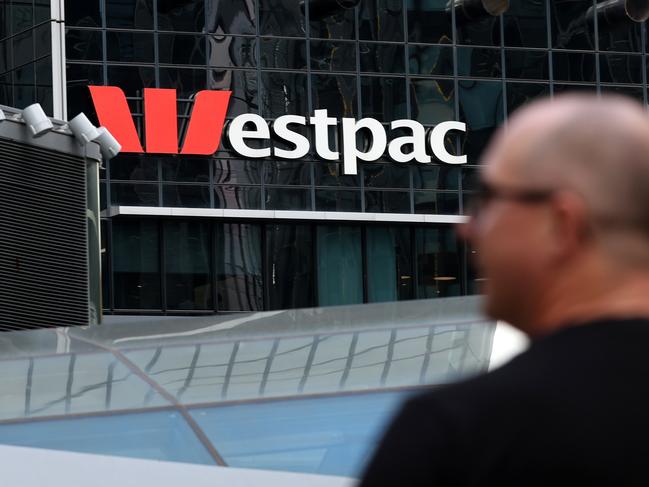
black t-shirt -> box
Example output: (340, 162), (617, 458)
(360, 318), (649, 487)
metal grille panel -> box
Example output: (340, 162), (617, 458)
(0, 139), (89, 331)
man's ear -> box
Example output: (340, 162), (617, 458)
(549, 191), (591, 261)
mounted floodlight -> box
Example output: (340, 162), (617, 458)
(0, 110), (5, 121)
(69, 113), (100, 145)
(95, 127), (122, 160)
(22, 103), (54, 137)
(586, 0), (649, 31)
(449, 0), (510, 25)
(300, 0), (360, 20)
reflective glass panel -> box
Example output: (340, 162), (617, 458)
(504, 49), (548, 80)
(265, 187), (311, 211)
(204, 0), (256, 35)
(260, 37), (306, 70)
(214, 185), (261, 209)
(110, 183), (159, 206)
(216, 223), (263, 311)
(409, 78), (455, 125)
(111, 155), (158, 181)
(407, 0), (451, 44)
(360, 43), (405, 74)
(261, 72), (308, 117)
(365, 190), (411, 213)
(162, 184), (211, 208)
(164, 221), (212, 310)
(317, 225), (363, 306)
(190, 392), (406, 476)
(158, 33), (206, 66)
(310, 40), (357, 72)
(266, 224), (315, 310)
(361, 76), (407, 121)
(106, 31), (155, 63)
(0, 411), (214, 464)
(415, 226), (461, 298)
(366, 226), (413, 302)
(360, 0), (404, 42)
(408, 44), (453, 77)
(112, 220), (161, 309)
(413, 191), (460, 214)
(207, 35), (257, 68)
(503, 0), (548, 48)
(315, 189), (362, 212)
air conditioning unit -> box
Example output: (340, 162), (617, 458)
(0, 106), (103, 331)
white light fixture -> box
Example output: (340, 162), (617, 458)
(0, 110), (5, 121)
(68, 112), (100, 144)
(22, 103), (54, 137)
(95, 127), (122, 160)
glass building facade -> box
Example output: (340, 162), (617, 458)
(2, 0), (647, 313)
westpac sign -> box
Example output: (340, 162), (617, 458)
(89, 86), (467, 175)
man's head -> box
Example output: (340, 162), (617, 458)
(459, 94), (649, 336)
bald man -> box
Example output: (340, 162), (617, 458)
(360, 94), (649, 486)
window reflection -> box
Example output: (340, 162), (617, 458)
(409, 45), (453, 77)
(159, 33), (207, 66)
(551, 0), (594, 50)
(107, 31), (155, 63)
(260, 38), (306, 70)
(552, 51), (596, 82)
(360, 0), (404, 41)
(106, 0), (154, 29)
(112, 220), (161, 309)
(367, 226), (413, 302)
(214, 185), (261, 209)
(361, 77), (407, 121)
(158, 0), (205, 32)
(261, 72), (308, 117)
(360, 43), (405, 74)
(312, 74), (357, 117)
(216, 223), (263, 311)
(260, 0), (304, 37)
(204, 0), (255, 35)
(266, 224), (315, 310)
(265, 187), (311, 210)
(317, 226), (363, 306)
(365, 191), (411, 213)
(458, 79), (503, 162)
(407, 0), (451, 44)
(503, 0), (548, 48)
(164, 221), (212, 310)
(410, 78), (454, 125)
(162, 184), (211, 208)
(311, 40), (356, 72)
(315, 189), (361, 212)
(415, 227), (461, 298)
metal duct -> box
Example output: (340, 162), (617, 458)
(586, 0), (649, 31)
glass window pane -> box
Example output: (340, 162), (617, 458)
(64, 0), (101, 27)
(214, 159), (261, 184)
(164, 221), (212, 310)
(310, 7), (356, 40)
(364, 163), (410, 189)
(111, 155), (158, 181)
(208, 69), (258, 117)
(111, 183), (159, 206)
(503, 0), (549, 48)
(260, 37), (306, 70)
(458, 79), (503, 162)
(260, 0), (303, 37)
(360, 0), (404, 41)
(162, 185), (211, 208)
(361, 76), (407, 121)
(106, 0), (154, 29)
(207, 35), (256, 69)
(457, 46), (501, 78)
(204, 0), (255, 35)
(456, 15), (500, 46)
(66, 63), (103, 120)
(312, 74), (358, 118)
(414, 191), (460, 214)
(310, 40), (356, 72)
(158, 0), (205, 32)
(599, 54), (642, 84)
(365, 191), (411, 213)
(0, 410), (214, 465)
(409, 44), (453, 76)
(407, 0), (451, 44)
(216, 223), (263, 311)
(551, 0), (594, 50)
(410, 78), (455, 125)
(214, 185), (261, 209)
(360, 43), (405, 74)
(506, 82), (549, 116)
(161, 157), (210, 182)
(261, 72), (308, 118)
(552, 51), (596, 82)
(504, 49), (549, 80)
(106, 31), (155, 63)
(265, 161), (311, 186)
(317, 225), (362, 306)
(66, 29), (102, 62)
(265, 187), (312, 211)
(266, 224), (315, 310)
(159, 67), (206, 99)
(314, 162), (360, 187)
(158, 33), (206, 66)
(412, 165), (460, 190)
(415, 226), (461, 298)
(367, 226), (413, 303)
(112, 220), (160, 309)
(315, 189), (361, 212)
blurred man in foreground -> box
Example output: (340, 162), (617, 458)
(360, 94), (649, 486)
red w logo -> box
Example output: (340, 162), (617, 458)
(88, 86), (232, 155)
